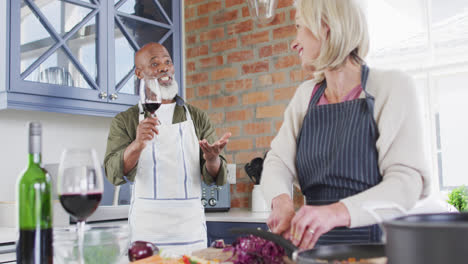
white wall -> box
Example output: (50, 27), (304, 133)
(1, 0), (6, 92)
(0, 109), (113, 202)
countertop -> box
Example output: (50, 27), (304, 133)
(205, 208), (270, 223)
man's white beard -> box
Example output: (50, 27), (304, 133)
(160, 78), (179, 100)
(147, 75), (178, 100)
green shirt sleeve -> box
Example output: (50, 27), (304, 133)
(104, 106), (139, 186)
(184, 104), (227, 186)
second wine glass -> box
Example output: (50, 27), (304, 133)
(57, 148), (104, 264)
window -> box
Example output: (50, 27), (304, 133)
(362, 0), (468, 190)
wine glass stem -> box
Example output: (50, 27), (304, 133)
(77, 221), (86, 264)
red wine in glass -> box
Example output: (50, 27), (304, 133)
(143, 103), (161, 114)
(59, 193), (102, 222)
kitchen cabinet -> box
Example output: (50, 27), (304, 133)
(2, 0), (182, 117)
(206, 221), (268, 246)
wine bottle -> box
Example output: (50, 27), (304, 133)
(16, 122), (53, 264)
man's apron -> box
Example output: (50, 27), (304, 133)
(129, 104), (207, 256)
(296, 65), (383, 246)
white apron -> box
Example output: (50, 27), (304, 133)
(129, 103), (207, 256)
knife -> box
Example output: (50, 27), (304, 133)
(229, 227), (299, 259)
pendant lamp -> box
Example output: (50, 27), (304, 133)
(246, 0), (279, 24)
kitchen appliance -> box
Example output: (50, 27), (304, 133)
(201, 181), (230, 212)
(384, 212), (468, 264)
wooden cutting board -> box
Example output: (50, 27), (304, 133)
(191, 248), (234, 263)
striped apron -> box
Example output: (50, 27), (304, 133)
(296, 65), (382, 245)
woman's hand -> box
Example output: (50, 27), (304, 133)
(267, 194), (295, 237)
(290, 202), (351, 249)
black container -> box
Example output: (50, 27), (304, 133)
(384, 212), (468, 264)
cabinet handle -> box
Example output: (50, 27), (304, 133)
(109, 93), (118, 101)
(98, 92), (107, 99)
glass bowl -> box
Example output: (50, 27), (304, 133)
(54, 224), (130, 264)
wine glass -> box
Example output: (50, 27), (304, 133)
(57, 148), (104, 264)
(140, 77), (162, 118)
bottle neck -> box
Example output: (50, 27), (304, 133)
(28, 134), (42, 165)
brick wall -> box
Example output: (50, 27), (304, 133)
(184, 0), (309, 209)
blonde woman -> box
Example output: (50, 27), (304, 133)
(260, 0), (431, 249)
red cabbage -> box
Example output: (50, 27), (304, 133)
(223, 235), (286, 264)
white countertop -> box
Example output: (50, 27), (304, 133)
(205, 208), (270, 223)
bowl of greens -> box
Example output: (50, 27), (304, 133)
(54, 224), (130, 264)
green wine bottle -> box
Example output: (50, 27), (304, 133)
(16, 122), (53, 264)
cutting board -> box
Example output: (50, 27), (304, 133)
(191, 248), (233, 263)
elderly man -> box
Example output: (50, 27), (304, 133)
(104, 42), (231, 255)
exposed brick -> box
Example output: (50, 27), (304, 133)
(273, 25), (296, 39)
(212, 95), (239, 108)
(227, 139), (253, 151)
(231, 197), (250, 208)
(290, 68), (305, 82)
(241, 31), (270, 46)
(186, 62), (195, 72)
(242, 91), (270, 105)
(185, 87), (195, 100)
(185, 16), (209, 32)
(242, 6), (249, 17)
(225, 154), (235, 164)
(200, 56), (224, 68)
(186, 45), (208, 58)
(236, 182), (254, 193)
(228, 20), (253, 35)
(185, 7), (196, 19)
(226, 0), (243, 8)
(200, 28), (225, 42)
(186, 35), (196, 45)
(225, 79), (253, 93)
(244, 122), (271, 135)
(273, 42), (289, 54)
(211, 67), (238, 81)
(226, 109), (253, 122)
(278, 0), (294, 8)
(227, 50), (254, 63)
(214, 10), (238, 24)
(242, 61), (269, 74)
(256, 104), (286, 118)
(256, 136), (275, 148)
(198, 83), (222, 97)
(234, 151), (265, 164)
(212, 38), (238, 53)
(258, 72), (286, 86)
(275, 121), (283, 131)
(259, 45), (273, 58)
(275, 55), (300, 69)
(186, 0), (204, 5)
(290, 9), (296, 21)
(198, 1), (222, 16)
(274, 86), (297, 101)
(216, 126), (241, 138)
(186, 72), (208, 85)
(189, 99), (210, 110)
(257, 12), (286, 28)
(208, 112), (224, 124)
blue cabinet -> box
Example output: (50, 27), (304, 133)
(2, 0), (183, 117)
(206, 221), (269, 247)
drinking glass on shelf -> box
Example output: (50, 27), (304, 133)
(140, 77), (162, 119)
(57, 148), (104, 264)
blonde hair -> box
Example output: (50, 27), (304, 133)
(295, 0), (369, 82)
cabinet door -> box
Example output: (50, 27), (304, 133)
(206, 222), (269, 246)
(107, 0), (183, 106)
(10, 0), (108, 102)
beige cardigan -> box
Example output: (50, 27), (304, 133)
(260, 68), (432, 228)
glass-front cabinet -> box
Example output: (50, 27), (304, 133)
(4, 0), (182, 117)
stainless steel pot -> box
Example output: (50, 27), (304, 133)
(384, 212), (468, 264)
